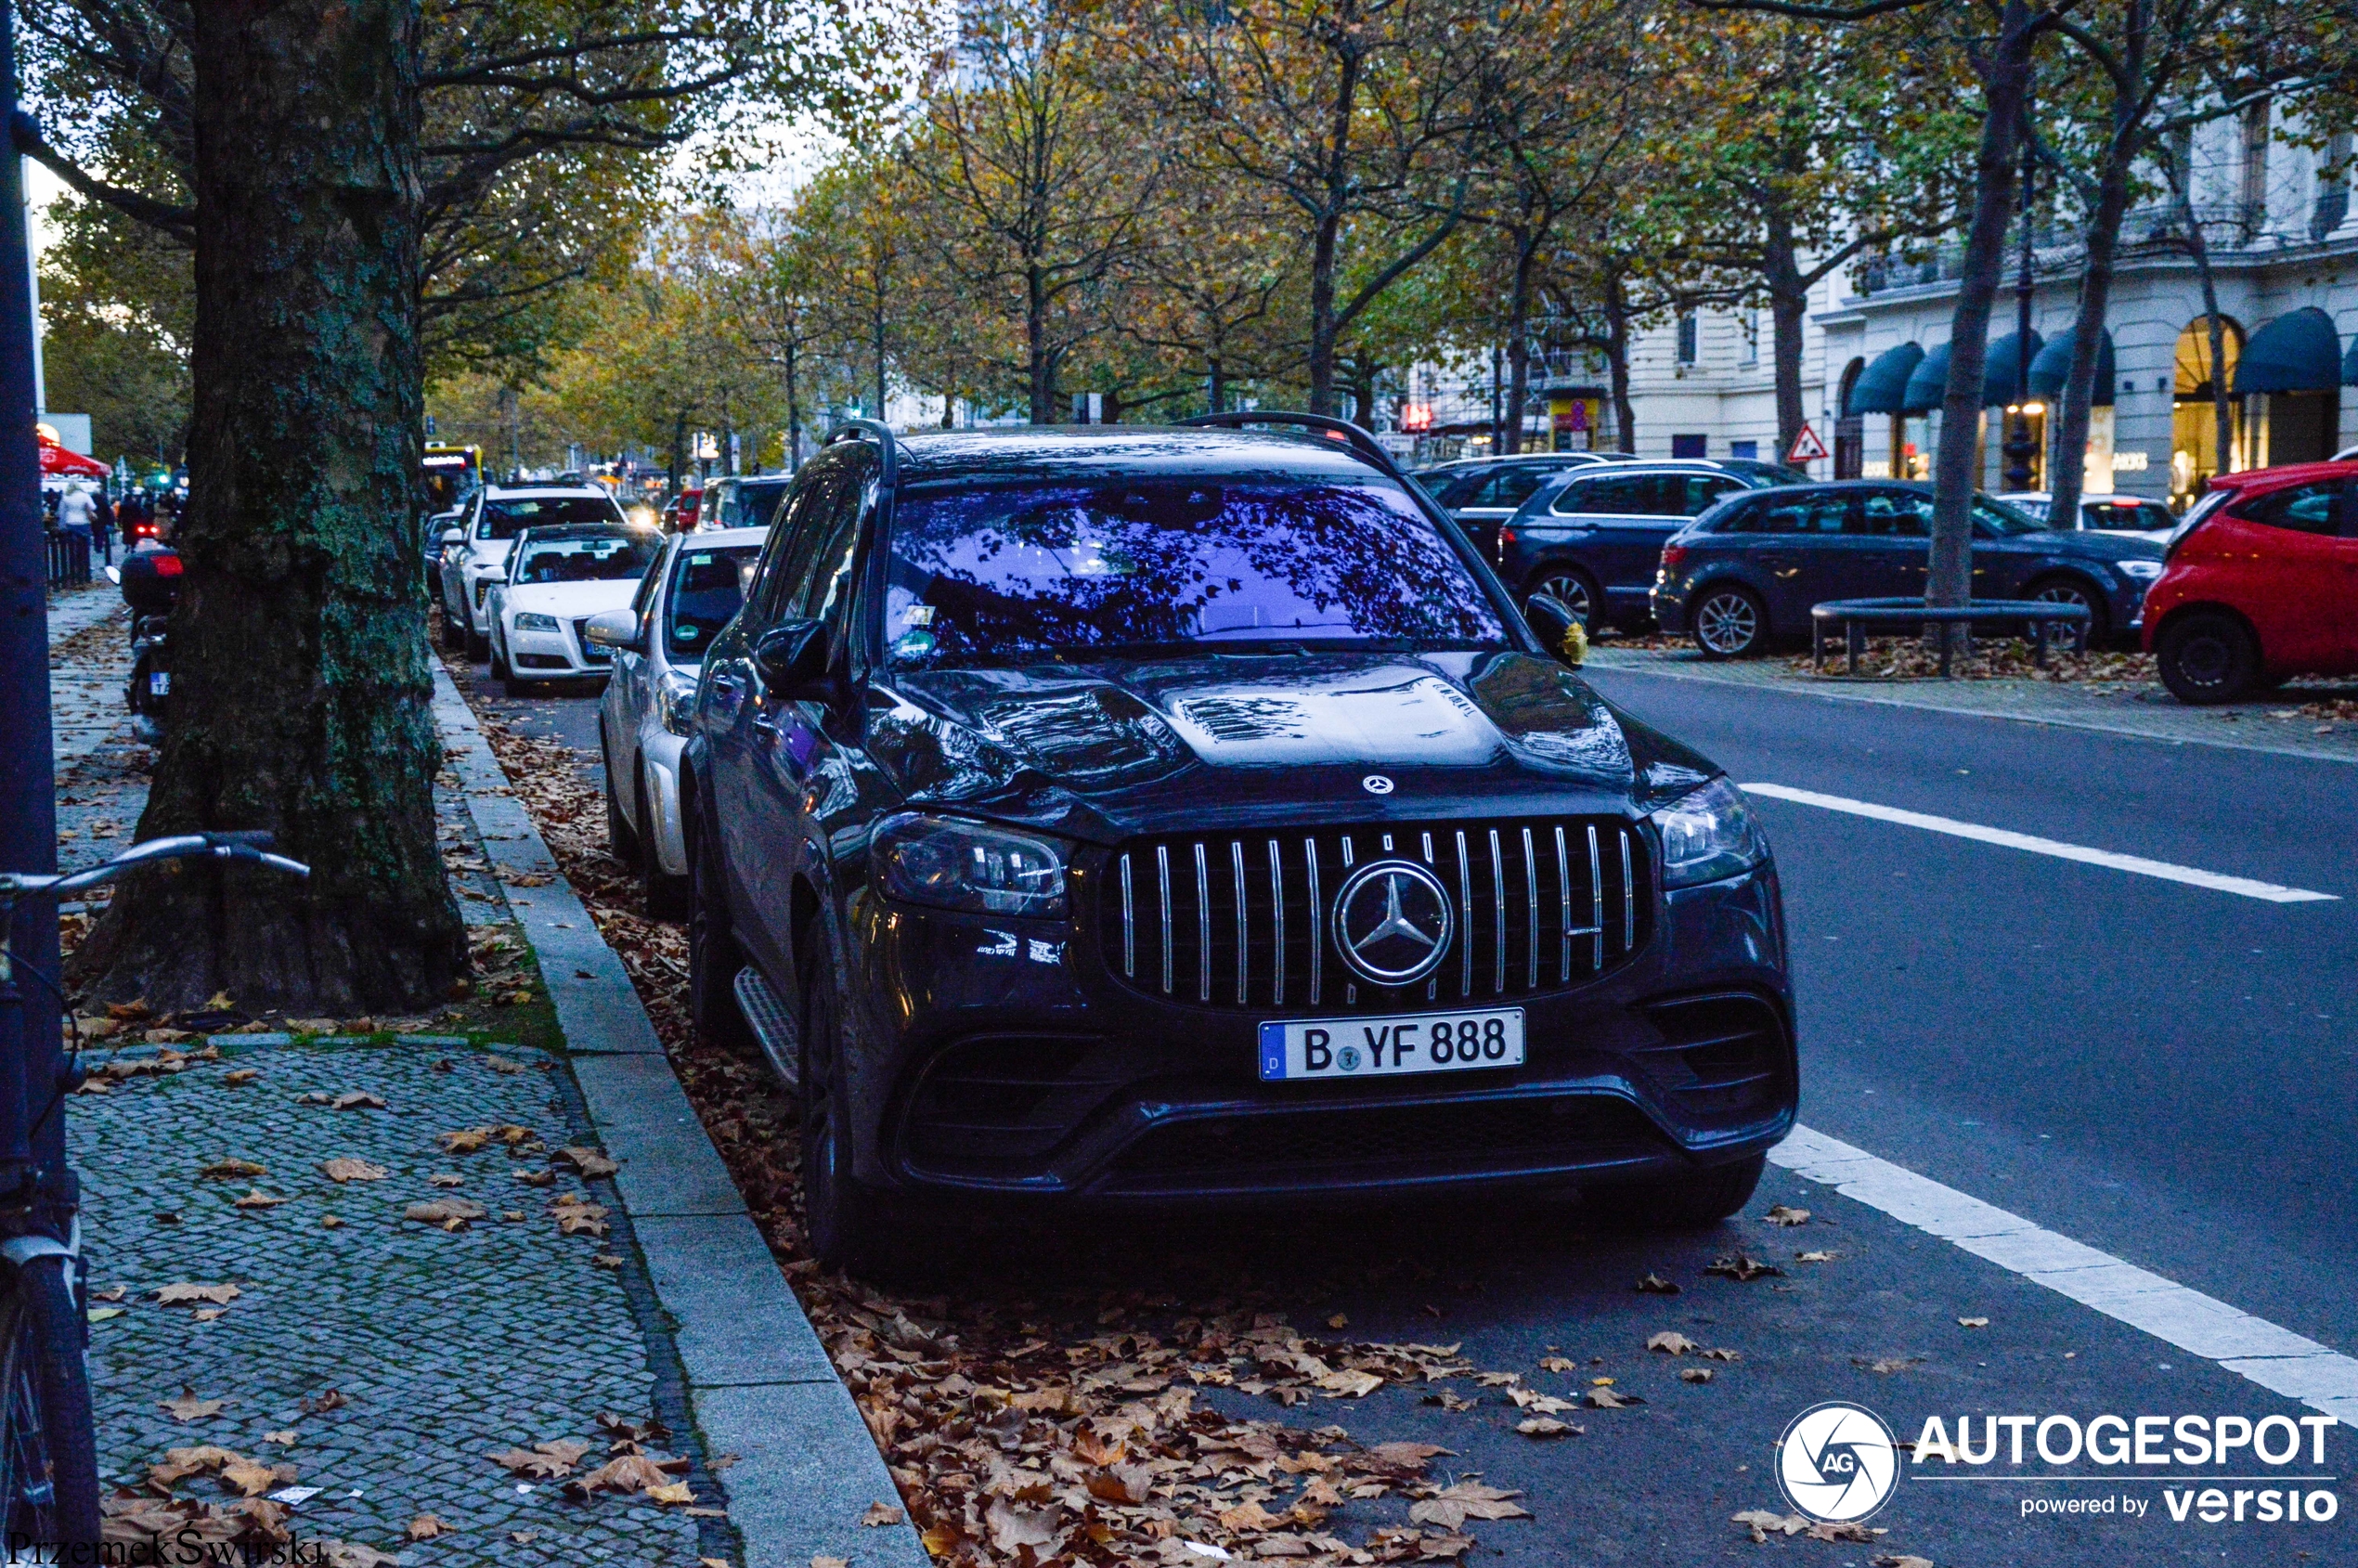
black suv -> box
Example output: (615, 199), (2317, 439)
(683, 417), (1796, 1269)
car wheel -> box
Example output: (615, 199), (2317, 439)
(797, 932), (900, 1277)
(1691, 585), (1767, 659)
(438, 600), (465, 650)
(1528, 569), (1600, 629)
(488, 629), (511, 680)
(465, 618), (488, 660)
(639, 762), (692, 920)
(2156, 611), (2261, 705)
(687, 789), (756, 1053)
(601, 719), (637, 860)
(1587, 1153), (1766, 1230)
(2026, 577), (2105, 653)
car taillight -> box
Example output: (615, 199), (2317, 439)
(1661, 544), (1688, 572)
(153, 554), (183, 577)
(1499, 526), (1516, 547)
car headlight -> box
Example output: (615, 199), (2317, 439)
(514, 612), (560, 631)
(657, 667), (698, 736)
(872, 813), (1069, 916)
(1651, 777), (1768, 889)
(2115, 560), (2163, 581)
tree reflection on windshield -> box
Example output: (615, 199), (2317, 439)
(885, 478), (1506, 662)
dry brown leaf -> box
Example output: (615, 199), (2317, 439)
(1734, 1510), (1807, 1541)
(553, 1146), (618, 1178)
(300, 1389), (348, 1416)
(198, 1159), (266, 1180)
(192, 1308), (226, 1323)
(984, 1495), (1062, 1553)
(489, 1440), (590, 1479)
(1795, 1250), (1838, 1263)
(263, 1431), (296, 1447)
(222, 1069), (260, 1087)
(647, 1482), (697, 1506)
(862, 1500), (905, 1526)
(1315, 1368), (1382, 1398)
(1872, 1556), (1937, 1568)
(317, 1160), (387, 1184)
(160, 1387), (227, 1422)
(231, 1190), (285, 1211)
(153, 1283), (240, 1306)
(90, 1286), (125, 1302)
(319, 1215), (345, 1230)
(1764, 1204), (1811, 1226)
(1702, 1347), (1742, 1362)
(1407, 1482), (1530, 1530)
(1853, 1355), (1924, 1375)
(1515, 1418), (1579, 1438)
(1536, 1355), (1576, 1372)
(219, 1459), (279, 1497)
(1704, 1254), (1784, 1282)
(1646, 1331), (1697, 1355)
(1584, 1386), (1643, 1408)
(1680, 1367), (1714, 1384)
(437, 1127), (492, 1154)
(811, 1559), (849, 1568)
(1807, 1521), (1884, 1543)
(406, 1515), (451, 1540)
(1506, 1388), (1577, 1414)
(568, 1452), (681, 1497)
(1419, 1390), (1472, 1412)
(427, 1173), (464, 1188)
(1634, 1273), (1679, 1295)
(330, 1092), (384, 1111)
(1957, 1316), (1989, 1328)
(403, 1198), (486, 1229)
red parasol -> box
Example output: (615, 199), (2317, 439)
(37, 429), (109, 478)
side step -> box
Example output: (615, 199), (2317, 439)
(732, 967), (799, 1090)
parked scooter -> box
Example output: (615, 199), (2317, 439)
(103, 547), (182, 743)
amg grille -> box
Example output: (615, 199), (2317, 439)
(1108, 1095), (1662, 1181)
(1099, 818), (1648, 1013)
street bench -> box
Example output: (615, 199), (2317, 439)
(1811, 597), (2094, 676)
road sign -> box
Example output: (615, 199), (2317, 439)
(1787, 423), (1829, 464)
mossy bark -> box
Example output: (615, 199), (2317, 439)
(73, 0), (463, 1013)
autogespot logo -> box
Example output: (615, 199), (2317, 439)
(1779, 1402), (1901, 1523)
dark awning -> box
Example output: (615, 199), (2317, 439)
(1900, 342), (1951, 413)
(2346, 330), (2358, 387)
(2235, 306), (2342, 395)
(1846, 343), (1924, 415)
(2028, 329), (2116, 406)
(1982, 330), (2044, 406)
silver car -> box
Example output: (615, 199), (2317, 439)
(586, 525), (766, 914)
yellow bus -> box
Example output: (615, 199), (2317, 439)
(423, 444), (483, 515)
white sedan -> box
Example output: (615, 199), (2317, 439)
(584, 525), (766, 914)
(486, 524), (660, 697)
(439, 485), (628, 656)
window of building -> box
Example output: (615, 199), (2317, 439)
(1730, 440), (1758, 460)
(1741, 311), (1759, 366)
(1676, 314), (1699, 366)
(1671, 434), (1706, 459)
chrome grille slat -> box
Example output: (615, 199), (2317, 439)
(1120, 852), (1135, 978)
(1268, 841), (1286, 1005)
(1193, 841), (1211, 1004)
(1231, 839), (1249, 1005)
(1105, 817), (1647, 1012)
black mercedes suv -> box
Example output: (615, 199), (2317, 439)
(681, 415), (1796, 1269)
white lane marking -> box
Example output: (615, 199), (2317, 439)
(1743, 783), (2338, 904)
(1775, 1124), (2358, 1425)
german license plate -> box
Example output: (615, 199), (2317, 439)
(149, 671), (170, 695)
(1259, 1007), (1524, 1082)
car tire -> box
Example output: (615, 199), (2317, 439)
(2156, 611), (2261, 706)
(639, 762), (692, 920)
(438, 601), (465, 650)
(797, 933), (901, 1278)
(1527, 568), (1602, 629)
(601, 719), (637, 860)
(2025, 577), (2106, 653)
(465, 619), (488, 660)
(488, 630), (511, 680)
(1587, 1153), (1766, 1230)
(687, 791), (756, 1054)
(1691, 585), (1767, 659)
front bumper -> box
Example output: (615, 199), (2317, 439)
(505, 617), (615, 678)
(836, 860), (1794, 1202)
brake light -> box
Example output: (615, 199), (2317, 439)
(152, 554), (183, 577)
(1661, 544), (1688, 572)
(1499, 526), (1517, 547)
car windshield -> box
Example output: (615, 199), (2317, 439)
(1974, 496), (2045, 536)
(666, 543), (760, 659)
(2090, 499), (2174, 531)
(884, 476), (1508, 664)
(512, 532), (655, 584)
(478, 495), (621, 539)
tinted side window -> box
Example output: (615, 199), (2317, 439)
(1434, 470), (1490, 508)
(1481, 468), (1551, 509)
(1553, 474), (1645, 515)
(630, 543), (668, 615)
(1675, 475), (1745, 516)
(2241, 483), (2339, 537)
(1855, 492), (1932, 537)
(749, 468), (844, 625)
(1755, 494), (1851, 535)
(793, 463), (873, 629)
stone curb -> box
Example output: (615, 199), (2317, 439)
(1580, 647), (2358, 767)
(432, 667), (927, 1568)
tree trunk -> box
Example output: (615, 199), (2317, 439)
(1603, 271), (1635, 454)
(75, 0), (464, 1013)
(1307, 209), (1341, 416)
(2049, 151), (2132, 529)
(1305, 20), (1362, 417)
(1207, 355), (1225, 415)
(1502, 230), (1538, 455)
(1027, 263), (1055, 423)
(872, 293), (887, 422)
(1763, 213), (1808, 461)
(1927, 3), (2036, 641)
(670, 410), (686, 494)
(784, 344), (800, 471)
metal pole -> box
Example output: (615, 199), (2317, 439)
(0, 0), (63, 1195)
(2003, 89), (2039, 492)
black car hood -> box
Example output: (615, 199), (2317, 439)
(864, 650), (1715, 843)
(2011, 527), (2166, 562)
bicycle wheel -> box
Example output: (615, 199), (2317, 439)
(0, 1255), (100, 1551)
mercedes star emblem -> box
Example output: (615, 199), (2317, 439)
(1331, 860), (1454, 986)
(1362, 774), (1394, 795)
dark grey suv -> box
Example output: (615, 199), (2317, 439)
(1497, 465), (1773, 631)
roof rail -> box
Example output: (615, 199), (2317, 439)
(825, 417), (900, 491)
(1177, 410), (1410, 484)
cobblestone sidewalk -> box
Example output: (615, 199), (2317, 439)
(1581, 644), (2358, 763)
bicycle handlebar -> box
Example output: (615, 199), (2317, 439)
(0, 833), (311, 898)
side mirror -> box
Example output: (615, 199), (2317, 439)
(438, 527), (465, 547)
(103, 565), (121, 585)
(582, 607), (643, 653)
(1525, 594), (1587, 667)
(754, 619), (831, 699)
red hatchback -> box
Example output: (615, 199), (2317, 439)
(2144, 461), (2358, 704)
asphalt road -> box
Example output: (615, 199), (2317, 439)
(467, 653), (2358, 1564)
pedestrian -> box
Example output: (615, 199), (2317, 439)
(56, 482), (95, 551)
(91, 486), (115, 563)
